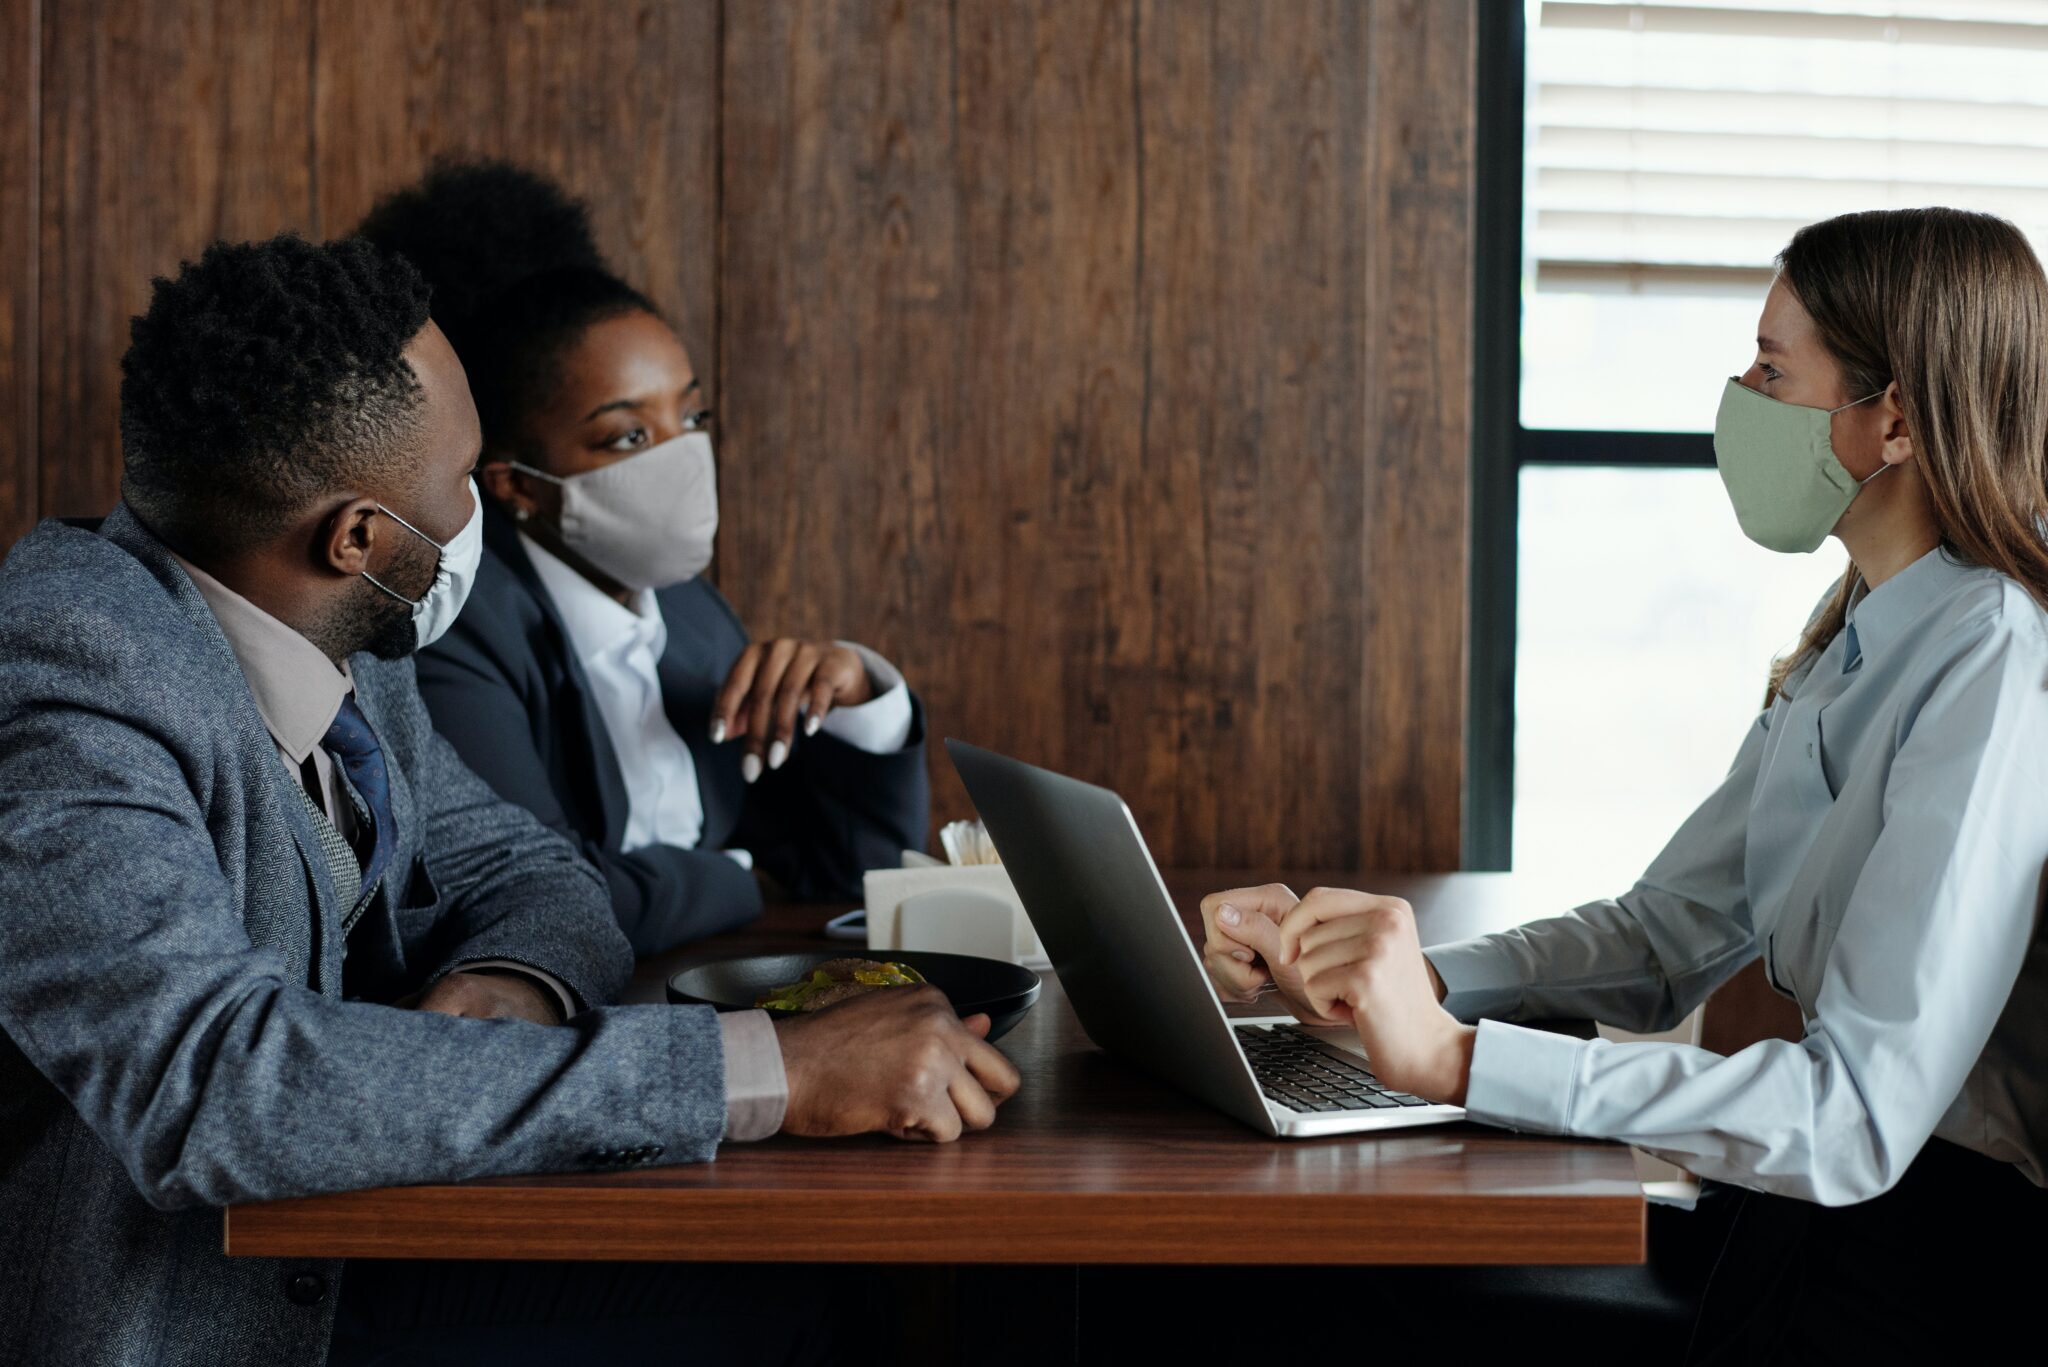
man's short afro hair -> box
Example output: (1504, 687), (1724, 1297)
(119, 233), (433, 558)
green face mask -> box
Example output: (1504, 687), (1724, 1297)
(1712, 377), (1888, 554)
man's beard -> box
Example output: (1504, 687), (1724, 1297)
(332, 539), (436, 660)
(362, 590), (421, 660)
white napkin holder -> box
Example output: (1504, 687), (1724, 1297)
(862, 862), (1048, 969)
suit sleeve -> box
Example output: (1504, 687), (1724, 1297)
(416, 616), (763, 955)
(0, 623), (730, 1211)
(366, 656), (629, 1009)
(738, 694), (932, 901)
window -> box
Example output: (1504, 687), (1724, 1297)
(1469, 0), (2048, 880)
(1512, 466), (1836, 889)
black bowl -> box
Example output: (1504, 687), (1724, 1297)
(666, 950), (1041, 1042)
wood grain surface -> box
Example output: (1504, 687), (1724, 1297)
(36, 0), (316, 521)
(308, 0), (721, 378)
(225, 871), (1644, 1267)
(0, 0), (37, 553)
(7, 0), (1478, 872)
(717, 0), (1475, 871)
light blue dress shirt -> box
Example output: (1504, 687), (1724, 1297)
(1426, 547), (2048, 1205)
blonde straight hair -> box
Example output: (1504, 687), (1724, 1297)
(1764, 208), (2048, 703)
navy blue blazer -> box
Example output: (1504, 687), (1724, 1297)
(416, 506), (930, 952)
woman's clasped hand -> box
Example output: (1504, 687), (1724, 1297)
(1200, 884), (1473, 1104)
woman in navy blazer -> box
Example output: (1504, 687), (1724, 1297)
(362, 162), (929, 952)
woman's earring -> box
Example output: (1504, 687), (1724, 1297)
(514, 507), (530, 523)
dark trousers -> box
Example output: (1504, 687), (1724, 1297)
(1688, 1138), (2043, 1363)
(325, 1259), (886, 1367)
(1052, 1140), (2040, 1367)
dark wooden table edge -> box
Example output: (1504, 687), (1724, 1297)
(226, 1188), (1646, 1265)
(224, 885), (1654, 1268)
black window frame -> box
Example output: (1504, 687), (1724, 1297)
(1464, 2), (1716, 870)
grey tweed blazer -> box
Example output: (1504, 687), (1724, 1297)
(0, 505), (731, 1367)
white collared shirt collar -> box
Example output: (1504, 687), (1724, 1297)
(172, 553), (353, 764)
(520, 533), (666, 667)
(1840, 545), (1983, 669)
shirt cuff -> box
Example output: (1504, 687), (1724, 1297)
(1421, 937), (1525, 1023)
(1461, 1018), (1586, 1135)
(718, 1009), (790, 1142)
(817, 641), (915, 754)
(456, 960), (578, 1022)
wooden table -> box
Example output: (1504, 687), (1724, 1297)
(226, 871), (1645, 1266)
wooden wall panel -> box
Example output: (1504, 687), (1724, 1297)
(719, 0), (1146, 849)
(719, 1), (1474, 869)
(1131, 0), (1372, 867)
(36, 0), (315, 521)
(309, 0), (720, 386)
(6, 0), (1476, 872)
(0, 0), (37, 553)
(1358, 0), (1474, 870)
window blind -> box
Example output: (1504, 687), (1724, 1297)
(1531, 0), (2048, 288)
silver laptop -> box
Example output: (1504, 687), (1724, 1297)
(947, 740), (1466, 1138)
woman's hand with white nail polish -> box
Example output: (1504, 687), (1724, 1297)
(710, 639), (874, 778)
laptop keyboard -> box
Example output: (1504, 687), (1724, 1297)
(1235, 1023), (1434, 1112)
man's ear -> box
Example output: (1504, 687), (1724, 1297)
(319, 498), (384, 576)
(1880, 381), (1916, 468)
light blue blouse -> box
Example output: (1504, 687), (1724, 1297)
(1425, 547), (2048, 1205)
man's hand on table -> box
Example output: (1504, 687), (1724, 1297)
(401, 970), (563, 1026)
(776, 987), (1021, 1142)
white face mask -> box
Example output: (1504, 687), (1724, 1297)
(361, 478), (484, 651)
(509, 430), (718, 591)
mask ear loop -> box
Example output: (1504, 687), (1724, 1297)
(1828, 388), (1888, 414)
(1831, 385), (1895, 486)
(504, 460), (566, 485)
(502, 461), (565, 524)
(361, 504), (445, 607)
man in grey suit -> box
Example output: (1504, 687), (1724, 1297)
(0, 234), (1018, 1366)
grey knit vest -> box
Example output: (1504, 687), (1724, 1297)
(289, 778), (378, 934)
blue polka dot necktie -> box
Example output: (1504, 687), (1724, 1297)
(321, 694), (394, 896)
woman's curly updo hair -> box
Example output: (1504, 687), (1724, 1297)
(355, 159), (658, 453)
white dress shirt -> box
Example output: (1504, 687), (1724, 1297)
(523, 535), (917, 1141)
(1426, 548), (2048, 1204)
(522, 534), (915, 862)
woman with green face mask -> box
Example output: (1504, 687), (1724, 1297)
(1189, 208), (2048, 1359)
